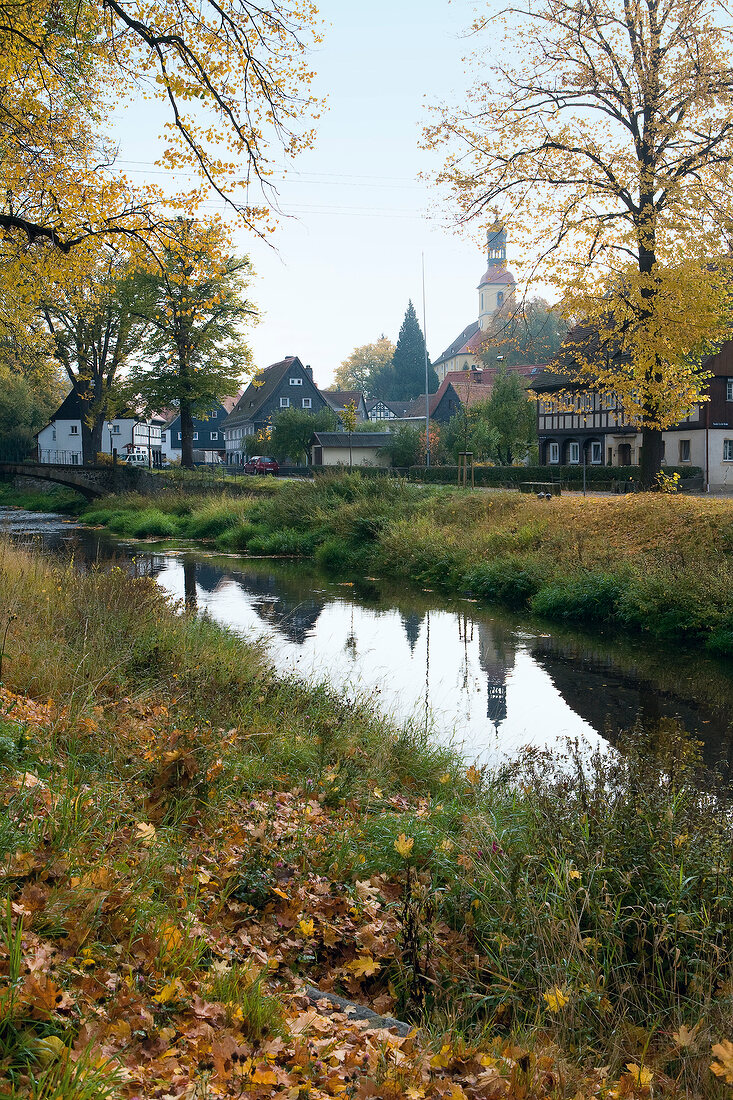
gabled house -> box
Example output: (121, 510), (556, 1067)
(36, 390), (162, 465)
(322, 390), (368, 423)
(532, 332), (733, 487)
(221, 356), (328, 466)
(366, 381), (463, 425)
(161, 395), (241, 465)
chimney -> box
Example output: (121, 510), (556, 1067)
(305, 364), (313, 379)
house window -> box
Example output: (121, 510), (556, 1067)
(70, 454), (79, 465)
(178, 432), (182, 440)
(497, 291), (504, 306)
(210, 431), (218, 440)
(549, 441), (559, 464)
(70, 425), (79, 435)
(724, 440), (733, 461)
(590, 442), (602, 464)
(280, 397), (290, 408)
(302, 398), (312, 409)
(112, 424), (120, 434)
(568, 441), (580, 464)
(727, 380), (733, 401)
(211, 409), (218, 417)
(52, 429), (56, 441)
(289, 377), (303, 386)
(679, 439), (691, 462)
(193, 432), (198, 441)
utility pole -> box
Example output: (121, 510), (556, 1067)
(422, 252), (430, 467)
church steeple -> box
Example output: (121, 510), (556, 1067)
(487, 224), (507, 268)
(478, 223), (515, 330)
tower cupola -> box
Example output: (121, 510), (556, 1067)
(478, 222), (515, 330)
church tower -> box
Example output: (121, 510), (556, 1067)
(478, 224), (515, 331)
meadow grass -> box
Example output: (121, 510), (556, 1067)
(2, 539), (733, 1096)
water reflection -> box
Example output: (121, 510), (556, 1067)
(3, 507), (733, 770)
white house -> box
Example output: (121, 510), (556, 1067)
(310, 431), (392, 468)
(37, 390), (162, 465)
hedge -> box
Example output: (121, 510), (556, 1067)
(404, 464), (702, 488)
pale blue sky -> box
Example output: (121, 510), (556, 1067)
(114, 0), (498, 387)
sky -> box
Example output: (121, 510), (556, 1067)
(112, 0), (498, 389)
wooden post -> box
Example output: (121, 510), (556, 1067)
(458, 452), (475, 488)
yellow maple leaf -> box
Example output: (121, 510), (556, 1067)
(347, 955), (381, 978)
(466, 764), (481, 786)
(711, 1040), (733, 1084)
(673, 1023), (699, 1048)
(135, 821), (156, 847)
(439, 772), (451, 784)
(430, 1043), (452, 1068)
(298, 918), (315, 937)
(542, 986), (570, 1012)
(252, 1067), (278, 1085)
(153, 978), (186, 1005)
(372, 787), (383, 798)
(394, 833), (414, 858)
(625, 1063), (653, 1088)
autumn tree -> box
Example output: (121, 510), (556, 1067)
(127, 220), (256, 468)
(38, 252), (149, 464)
(479, 299), (569, 367)
(332, 337), (395, 396)
(0, 335), (65, 458)
(372, 302), (437, 401)
(0, 0), (322, 258)
(427, 0), (733, 486)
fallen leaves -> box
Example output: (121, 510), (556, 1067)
(394, 833), (415, 858)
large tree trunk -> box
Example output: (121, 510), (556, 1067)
(180, 400), (195, 469)
(640, 426), (664, 489)
(79, 389), (106, 465)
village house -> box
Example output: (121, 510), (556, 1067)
(366, 380), (462, 425)
(161, 394), (241, 465)
(36, 390), (163, 465)
(322, 391), (368, 423)
(221, 356), (328, 465)
(532, 338), (733, 489)
(310, 431), (392, 468)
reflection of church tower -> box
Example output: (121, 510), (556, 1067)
(401, 612), (424, 654)
(478, 225), (516, 331)
(477, 622), (517, 726)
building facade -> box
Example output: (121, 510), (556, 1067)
(161, 395), (240, 464)
(533, 340), (733, 488)
(222, 357), (328, 465)
(37, 390), (162, 465)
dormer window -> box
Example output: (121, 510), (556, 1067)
(289, 377), (303, 386)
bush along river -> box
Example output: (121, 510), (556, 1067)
(4, 504), (733, 777)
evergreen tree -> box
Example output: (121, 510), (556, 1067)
(373, 301), (437, 401)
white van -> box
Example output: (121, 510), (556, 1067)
(119, 450), (149, 465)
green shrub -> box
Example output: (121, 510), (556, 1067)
(530, 571), (625, 623)
(463, 557), (545, 608)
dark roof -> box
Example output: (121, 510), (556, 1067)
(311, 432), (393, 448)
(224, 358), (305, 427)
(323, 391), (366, 409)
(434, 321), (481, 366)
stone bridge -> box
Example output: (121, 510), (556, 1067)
(0, 462), (157, 500)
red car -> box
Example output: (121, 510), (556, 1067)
(244, 455), (279, 475)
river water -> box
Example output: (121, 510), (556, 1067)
(4, 507), (733, 772)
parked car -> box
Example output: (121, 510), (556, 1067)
(244, 455), (279, 475)
(119, 450), (149, 466)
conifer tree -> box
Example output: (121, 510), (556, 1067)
(373, 302), (437, 401)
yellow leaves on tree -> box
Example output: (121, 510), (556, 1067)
(425, 0), (733, 483)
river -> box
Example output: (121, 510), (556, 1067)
(4, 506), (733, 773)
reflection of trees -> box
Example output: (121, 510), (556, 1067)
(532, 640), (733, 778)
(401, 612), (424, 654)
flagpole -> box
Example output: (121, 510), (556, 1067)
(422, 252), (430, 467)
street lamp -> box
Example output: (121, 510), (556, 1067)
(106, 421), (115, 463)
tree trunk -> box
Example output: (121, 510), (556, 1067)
(640, 426), (664, 489)
(80, 392), (105, 465)
(180, 400), (196, 469)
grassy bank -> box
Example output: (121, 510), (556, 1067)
(73, 476), (733, 654)
(2, 539), (733, 1098)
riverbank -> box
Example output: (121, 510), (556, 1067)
(1, 538), (733, 1098)
(32, 474), (733, 655)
